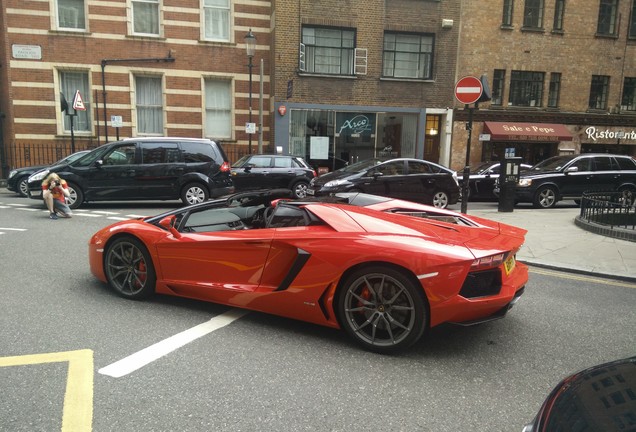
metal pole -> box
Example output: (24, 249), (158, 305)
(258, 58), (263, 154)
(248, 57), (253, 155)
(101, 61), (108, 143)
(461, 105), (473, 214)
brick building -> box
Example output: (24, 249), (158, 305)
(453, 0), (636, 171)
(0, 0), (271, 178)
(270, 0), (461, 172)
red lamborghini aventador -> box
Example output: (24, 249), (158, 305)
(89, 190), (528, 353)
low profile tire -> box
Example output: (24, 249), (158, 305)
(104, 237), (156, 299)
(291, 180), (309, 199)
(181, 183), (209, 205)
(17, 176), (29, 197)
(66, 182), (83, 209)
(432, 191), (450, 208)
(337, 266), (427, 353)
(533, 186), (558, 208)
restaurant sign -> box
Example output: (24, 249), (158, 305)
(585, 126), (636, 142)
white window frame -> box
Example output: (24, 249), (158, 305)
(56, 69), (92, 135)
(130, 0), (161, 37)
(382, 32), (434, 80)
(203, 78), (233, 140)
(52, 0), (87, 31)
(201, 0), (232, 42)
(133, 74), (165, 136)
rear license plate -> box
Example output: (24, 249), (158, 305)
(504, 255), (516, 275)
(306, 189), (315, 196)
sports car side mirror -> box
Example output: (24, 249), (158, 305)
(159, 215), (182, 238)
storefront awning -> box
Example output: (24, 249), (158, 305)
(483, 121), (573, 142)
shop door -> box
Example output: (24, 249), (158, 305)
(336, 112), (376, 164)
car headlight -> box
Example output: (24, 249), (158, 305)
(324, 179), (350, 188)
(9, 170), (17, 178)
(518, 178), (533, 187)
(28, 169), (49, 183)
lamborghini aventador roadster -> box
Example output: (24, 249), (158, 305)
(89, 190), (528, 353)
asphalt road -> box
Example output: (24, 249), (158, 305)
(1, 191), (635, 432)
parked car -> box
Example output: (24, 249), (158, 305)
(459, 161), (532, 201)
(7, 150), (90, 197)
(88, 189), (528, 353)
(231, 154), (316, 198)
(522, 356), (636, 432)
(495, 153), (636, 208)
(307, 158), (460, 208)
(27, 137), (234, 208)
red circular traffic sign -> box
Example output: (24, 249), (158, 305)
(454, 76), (483, 104)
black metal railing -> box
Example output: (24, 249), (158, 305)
(579, 191), (636, 231)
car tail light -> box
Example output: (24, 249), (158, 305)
(220, 161), (231, 172)
(312, 169), (317, 178)
(471, 252), (508, 270)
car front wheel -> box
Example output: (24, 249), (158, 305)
(432, 191), (450, 208)
(337, 266), (427, 353)
(17, 176), (30, 197)
(104, 237), (156, 299)
(66, 182), (83, 209)
(181, 183), (209, 205)
(533, 186), (558, 208)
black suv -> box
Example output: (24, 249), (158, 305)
(508, 153), (636, 208)
(230, 154), (316, 198)
(27, 137), (234, 208)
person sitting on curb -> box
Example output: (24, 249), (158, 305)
(42, 173), (73, 220)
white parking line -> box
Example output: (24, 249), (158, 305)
(98, 309), (249, 378)
(0, 228), (28, 231)
(17, 208), (40, 212)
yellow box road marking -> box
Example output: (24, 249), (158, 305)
(0, 349), (93, 432)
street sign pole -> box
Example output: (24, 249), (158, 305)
(461, 106), (473, 214)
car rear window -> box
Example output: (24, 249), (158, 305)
(274, 157), (292, 168)
(616, 157), (636, 170)
(141, 142), (181, 163)
(183, 142), (216, 163)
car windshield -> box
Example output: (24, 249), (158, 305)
(232, 155), (252, 168)
(338, 158), (382, 173)
(531, 156), (574, 171)
(470, 162), (494, 174)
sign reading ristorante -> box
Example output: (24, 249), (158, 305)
(585, 126), (636, 142)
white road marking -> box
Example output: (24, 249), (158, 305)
(91, 211), (121, 215)
(107, 217), (131, 221)
(0, 228), (28, 231)
(73, 213), (102, 218)
(126, 214), (148, 218)
(98, 309), (249, 378)
(17, 208), (40, 212)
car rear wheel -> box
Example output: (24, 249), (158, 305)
(337, 266), (427, 353)
(181, 183), (209, 205)
(432, 191), (450, 208)
(66, 182), (83, 209)
(104, 237), (156, 299)
(291, 180), (309, 199)
(618, 186), (636, 206)
(17, 176), (30, 197)
(533, 186), (558, 208)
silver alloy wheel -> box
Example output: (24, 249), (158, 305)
(342, 272), (417, 348)
(293, 182), (309, 199)
(432, 191), (449, 208)
(185, 186), (207, 204)
(105, 240), (151, 297)
(18, 177), (29, 197)
(536, 187), (557, 208)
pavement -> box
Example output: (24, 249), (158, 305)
(460, 204), (636, 282)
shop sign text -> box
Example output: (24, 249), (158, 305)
(585, 126), (636, 142)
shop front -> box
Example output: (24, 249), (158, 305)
(581, 126), (636, 156)
(274, 102), (452, 173)
(480, 121), (574, 165)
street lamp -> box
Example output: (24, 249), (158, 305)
(244, 29), (256, 154)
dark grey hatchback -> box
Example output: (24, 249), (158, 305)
(307, 158), (460, 208)
(507, 153), (636, 208)
(27, 137), (234, 208)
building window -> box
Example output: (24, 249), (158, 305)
(135, 76), (163, 134)
(553, 0), (565, 31)
(629, 1), (636, 38)
(300, 26), (355, 75)
(523, 0), (544, 28)
(57, 0), (86, 30)
(132, 0), (160, 35)
(492, 69), (506, 106)
(547, 73), (561, 107)
(589, 75), (610, 110)
(502, 0), (514, 26)
(621, 77), (636, 111)
(509, 71), (544, 107)
(60, 71), (91, 132)
(204, 79), (232, 139)
(203, 0), (230, 41)
(597, 0), (618, 36)
(382, 32), (434, 79)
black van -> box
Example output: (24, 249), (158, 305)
(27, 137), (234, 208)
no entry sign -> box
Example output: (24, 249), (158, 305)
(455, 76), (483, 105)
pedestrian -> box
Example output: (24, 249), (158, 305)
(42, 173), (73, 220)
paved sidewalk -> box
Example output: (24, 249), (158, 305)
(464, 206), (636, 282)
